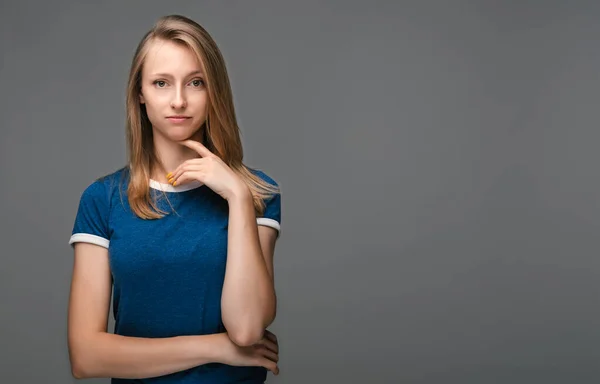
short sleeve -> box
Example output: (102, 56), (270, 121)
(254, 171), (282, 238)
(68, 180), (111, 249)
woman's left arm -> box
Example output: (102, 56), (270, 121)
(221, 189), (278, 347)
(165, 140), (279, 347)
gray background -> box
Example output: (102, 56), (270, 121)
(1, 0), (600, 383)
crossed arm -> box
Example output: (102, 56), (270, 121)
(220, 191), (279, 346)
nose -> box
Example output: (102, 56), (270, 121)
(170, 87), (187, 109)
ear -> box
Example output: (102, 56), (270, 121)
(139, 92), (145, 104)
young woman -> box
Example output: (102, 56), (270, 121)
(67, 14), (282, 383)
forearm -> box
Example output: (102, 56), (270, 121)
(221, 193), (276, 345)
(71, 332), (225, 379)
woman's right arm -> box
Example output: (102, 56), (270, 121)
(67, 242), (225, 379)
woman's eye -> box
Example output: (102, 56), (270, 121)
(152, 79), (203, 88)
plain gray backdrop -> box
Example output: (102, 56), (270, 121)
(2, 0), (600, 383)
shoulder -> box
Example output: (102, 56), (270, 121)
(248, 167), (279, 188)
(79, 166), (128, 202)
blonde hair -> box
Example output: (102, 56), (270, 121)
(124, 14), (279, 219)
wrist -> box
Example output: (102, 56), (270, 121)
(206, 333), (229, 364)
(227, 184), (252, 204)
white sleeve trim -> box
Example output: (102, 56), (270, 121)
(257, 218), (281, 236)
(69, 233), (110, 249)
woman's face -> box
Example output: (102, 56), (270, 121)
(139, 39), (208, 142)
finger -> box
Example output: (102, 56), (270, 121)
(178, 139), (213, 158)
(259, 347), (279, 363)
(263, 335), (278, 351)
(256, 338), (278, 354)
(168, 162), (203, 183)
(264, 330), (277, 344)
(167, 158), (204, 181)
(171, 171), (202, 187)
(255, 333), (276, 347)
(259, 357), (279, 375)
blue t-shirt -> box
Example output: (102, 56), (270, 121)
(69, 166), (281, 384)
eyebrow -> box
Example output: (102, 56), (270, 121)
(151, 70), (204, 78)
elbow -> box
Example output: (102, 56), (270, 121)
(229, 329), (263, 347)
(70, 354), (90, 379)
(228, 315), (276, 347)
(68, 339), (96, 379)
(71, 366), (86, 380)
(224, 301), (277, 347)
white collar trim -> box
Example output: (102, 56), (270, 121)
(149, 179), (204, 192)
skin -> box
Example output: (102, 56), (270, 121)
(139, 38), (280, 369)
(139, 38), (209, 184)
(68, 38), (280, 380)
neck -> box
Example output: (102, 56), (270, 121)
(150, 129), (205, 183)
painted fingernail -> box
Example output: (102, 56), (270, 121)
(166, 172), (172, 178)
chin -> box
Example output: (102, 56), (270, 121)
(165, 128), (197, 142)
(153, 122), (203, 142)
(169, 133), (194, 142)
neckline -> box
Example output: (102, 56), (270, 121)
(149, 179), (204, 193)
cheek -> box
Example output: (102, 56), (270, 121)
(145, 91), (169, 106)
(190, 91), (208, 105)
(142, 100), (167, 127)
(143, 94), (168, 113)
(187, 94), (208, 117)
(143, 103), (159, 121)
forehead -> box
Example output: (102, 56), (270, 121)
(143, 39), (203, 75)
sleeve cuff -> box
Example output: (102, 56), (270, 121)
(69, 233), (110, 249)
(256, 218), (281, 237)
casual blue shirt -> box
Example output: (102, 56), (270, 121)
(69, 166), (281, 383)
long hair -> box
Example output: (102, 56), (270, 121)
(124, 14), (279, 219)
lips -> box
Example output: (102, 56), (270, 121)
(166, 116), (191, 123)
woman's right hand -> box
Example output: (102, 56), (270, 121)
(217, 330), (280, 375)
